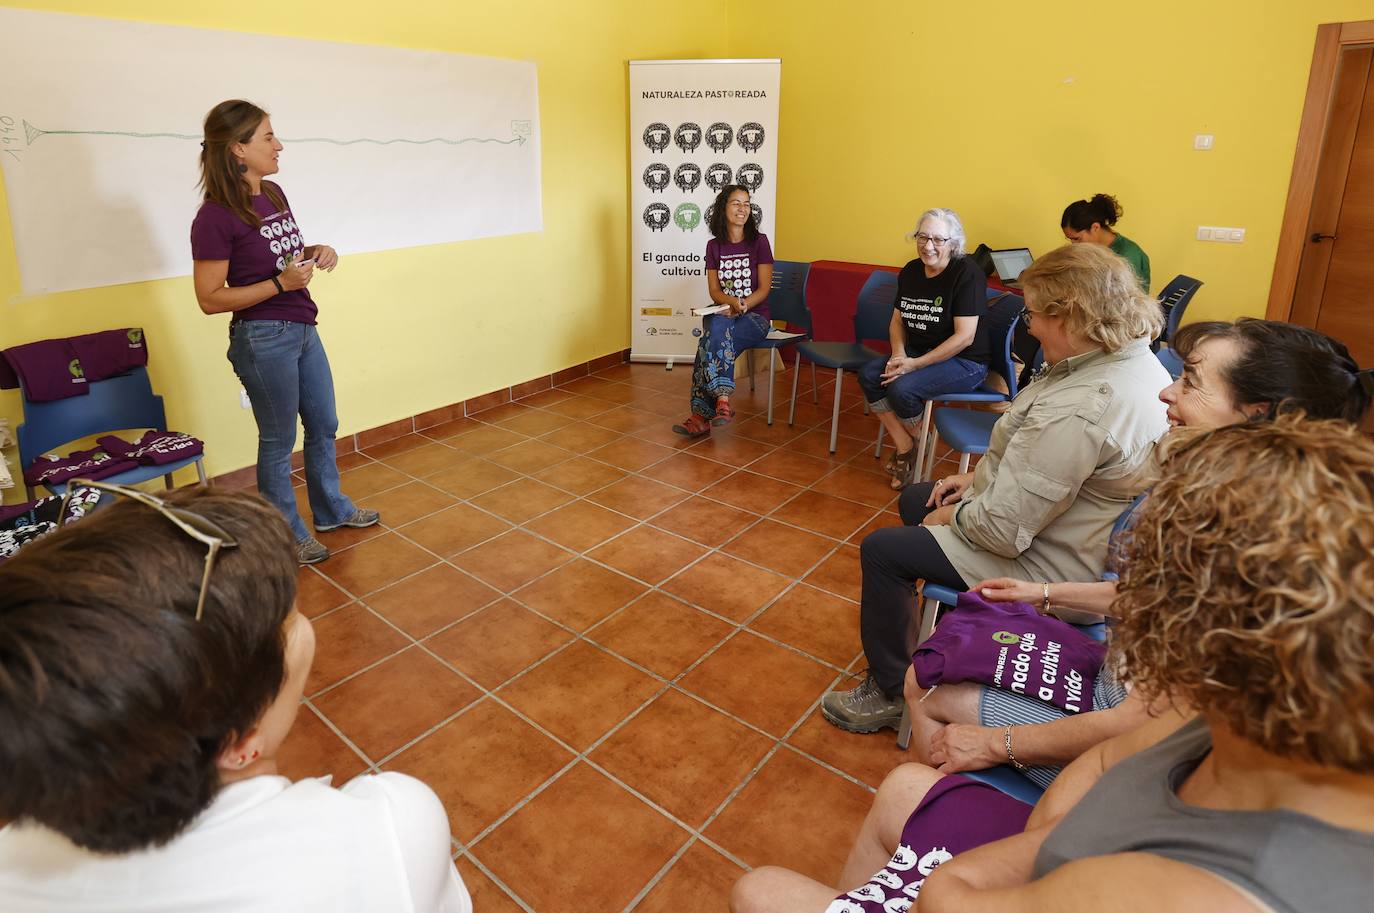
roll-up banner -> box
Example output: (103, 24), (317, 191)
(628, 59), (781, 363)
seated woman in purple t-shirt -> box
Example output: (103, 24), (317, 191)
(672, 185), (773, 437)
(190, 100), (378, 566)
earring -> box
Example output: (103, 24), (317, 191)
(250, 749), (260, 760)
(237, 162), (248, 174)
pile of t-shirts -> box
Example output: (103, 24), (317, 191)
(0, 486), (102, 562)
(24, 432), (204, 487)
(0, 328), (149, 402)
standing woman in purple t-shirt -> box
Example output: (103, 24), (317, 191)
(672, 185), (773, 437)
(190, 100), (378, 565)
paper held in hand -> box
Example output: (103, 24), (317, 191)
(766, 328), (804, 340)
(691, 305), (729, 316)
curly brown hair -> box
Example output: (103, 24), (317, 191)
(1113, 414), (1374, 771)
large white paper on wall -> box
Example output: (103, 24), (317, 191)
(0, 7), (542, 295)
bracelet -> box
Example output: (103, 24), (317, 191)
(1041, 581), (1051, 616)
(1004, 724), (1029, 772)
(270, 275), (284, 294)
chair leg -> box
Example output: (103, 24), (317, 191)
(196, 458), (208, 486)
(917, 593), (942, 643)
(828, 368), (844, 453)
(912, 406), (932, 483)
(958, 452), (971, 474)
(748, 349), (756, 393)
(896, 704), (912, 751)
(164, 472), (175, 490)
(766, 351), (776, 425)
(874, 423), (885, 458)
(788, 351), (801, 426)
(922, 427), (939, 482)
(811, 361), (819, 404)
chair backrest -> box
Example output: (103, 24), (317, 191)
(16, 366), (168, 469)
(768, 260), (812, 332)
(1157, 274), (1203, 343)
(984, 291), (1024, 399)
(853, 270), (900, 343)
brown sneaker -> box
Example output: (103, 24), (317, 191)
(296, 536), (330, 565)
(820, 673), (904, 733)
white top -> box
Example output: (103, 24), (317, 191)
(0, 773), (472, 913)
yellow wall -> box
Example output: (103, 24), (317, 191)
(0, 0), (726, 499)
(727, 0), (1372, 320)
(4, 1), (1371, 501)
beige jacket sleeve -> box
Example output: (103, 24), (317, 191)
(950, 408), (1116, 558)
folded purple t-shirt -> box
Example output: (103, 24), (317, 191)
(831, 774), (1032, 912)
(97, 430), (203, 466)
(190, 181), (317, 325)
(912, 591), (1107, 714)
(1, 339), (88, 401)
(69, 328), (149, 381)
(24, 447), (139, 486)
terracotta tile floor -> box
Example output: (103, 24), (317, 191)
(273, 362), (969, 911)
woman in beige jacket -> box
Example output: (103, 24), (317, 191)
(822, 243), (1168, 734)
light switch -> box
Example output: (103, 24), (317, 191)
(1196, 226), (1212, 240)
(1228, 229), (1244, 242)
(1194, 134), (1214, 151)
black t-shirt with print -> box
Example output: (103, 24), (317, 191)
(893, 255), (990, 364)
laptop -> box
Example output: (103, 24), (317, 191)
(989, 248), (1034, 287)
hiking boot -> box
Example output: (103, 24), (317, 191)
(315, 508), (381, 532)
(820, 673), (904, 733)
(296, 536), (330, 565)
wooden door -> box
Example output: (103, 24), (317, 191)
(1293, 45), (1374, 368)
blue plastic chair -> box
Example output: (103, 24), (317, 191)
(17, 366), (207, 498)
(788, 270), (897, 452)
(923, 307), (1027, 478)
(875, 290), (1021, 481)
(1156, 346), (1184, 379)
(742, 260), (812, 426)
(1156, 274), (1203, 344)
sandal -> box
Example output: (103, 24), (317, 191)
(710, 398), (735, 426)
(889, 447), (917, 491)
(672, 414), (711, 437)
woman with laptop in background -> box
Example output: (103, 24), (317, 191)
(1061, 194), (1150, 292)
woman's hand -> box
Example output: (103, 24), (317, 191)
(726, 296), (747, 317)
(922, 504), (957, 527)
(928, 724), (1005, 773)
(880, 356), (915, 385)
(972, 577), (1042, 604)
(278, 253), (315, 291)
(310, 244), (339, 272)
(926, 472), (973, 508)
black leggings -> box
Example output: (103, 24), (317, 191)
(859, 481), (967, 696)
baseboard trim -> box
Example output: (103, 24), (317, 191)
(212, 348), (631, 488)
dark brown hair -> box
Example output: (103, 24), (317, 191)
(1061, 193), (1123, 232)
(1172, 318), (1371, 424)
(0, 488), (297, 852)
(708, 184), (759, 243)
(199, 99), (283, 226)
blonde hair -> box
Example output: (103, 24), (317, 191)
(1019, 243), (1161, 352)
(1113, 414), (1374, 771)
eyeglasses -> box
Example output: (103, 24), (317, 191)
(1019, 305), (1033, 326)
(914, 233), (951, 248)
(59, 480), (238, 622)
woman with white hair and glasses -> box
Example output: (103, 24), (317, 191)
(857, 208), (991, 489)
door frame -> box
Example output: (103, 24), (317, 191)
(1266, 19), (1374, 323)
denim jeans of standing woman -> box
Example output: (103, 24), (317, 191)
(227, 320), (357, 541)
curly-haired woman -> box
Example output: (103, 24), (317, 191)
(672, 184), (773, 436)
(733, 415), (1374, 913)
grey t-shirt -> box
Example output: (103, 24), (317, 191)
(1034, 718), (1374, 913)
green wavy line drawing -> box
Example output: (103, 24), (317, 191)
(21, 120), (528, 147)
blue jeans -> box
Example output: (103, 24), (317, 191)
(227, 321), (356, 540)
(857, 353), (988, 421)
(689, 311), (770, 418)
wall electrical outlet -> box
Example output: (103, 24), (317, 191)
(240, 388), (252, 409)
(1196, 226), (1245, 243)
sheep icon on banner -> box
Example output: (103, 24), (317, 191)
(738, 122), (765, 152)
(705, 163), (733, 193)
(643, 203), (671, 232)
(737, 162), (765, 192)
(674, 122), (702, 153)
(674, 163), (702, 193)
(643, 122), (670, 153)
(706, 122), (733, 152)
(643, 163), (671, 193)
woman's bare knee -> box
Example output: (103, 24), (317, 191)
(871, 763), (944, 852)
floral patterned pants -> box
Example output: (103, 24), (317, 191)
(689, 311), (770, 418)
